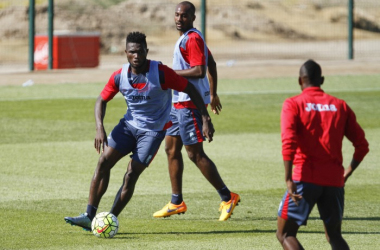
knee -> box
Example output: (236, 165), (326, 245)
(324, 223), (343, 243)
(97, 155), (113, 172)
(124, 161), (145, 183)
(187, 150), (209, 164)
(186, 150), (199, 163)
(276, 230), (285, 244)
(165, 145), (182, 160)
(165, 144), (174, 157)
(121, 169), (140, 188)
(325, 230), (342, 244)
(185, 145), (205, 163)
(125, 169), (137, 180)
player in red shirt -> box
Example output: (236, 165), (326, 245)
(276, 60), (369, 250)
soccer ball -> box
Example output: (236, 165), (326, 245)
(91, 212), (119, 238)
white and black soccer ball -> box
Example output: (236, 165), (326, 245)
(91, 212), (119, 238)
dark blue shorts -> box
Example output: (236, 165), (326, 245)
(277, 182), (344, 226)
(165, 107), (205, 146)
(107, 118), (166, 166)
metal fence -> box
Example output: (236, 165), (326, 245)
(0, 0), (379, 71)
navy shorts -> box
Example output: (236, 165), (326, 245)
(277, 182), (344, 226)
(166, 107), (205, 146)
(107, 118), (166, 166)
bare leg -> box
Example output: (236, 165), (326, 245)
(323, 221), (350, 250)
(110, 160), (147, 217)
(184, 142), (225, 190)
(276, 216), (304, 250)
(165, 135), (184, 195)
(88, 146), (124, 208)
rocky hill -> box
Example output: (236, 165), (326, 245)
(1, 0), (379, 55)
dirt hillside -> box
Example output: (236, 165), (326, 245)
(1, 0), (380, 54)
(0, 0), (379, 85)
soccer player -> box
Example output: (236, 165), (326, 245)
(153, 1), (240, 221)
(64, 31), (214, 231)
(276, 60), (369, 250)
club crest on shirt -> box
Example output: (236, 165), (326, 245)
(130, 95), (151, 100)
(305, 103), (337, 112)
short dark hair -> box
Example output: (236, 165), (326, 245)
(301, 59), (322, 85)
(126, 31), (147, 48)
(179, 1), (196, 16)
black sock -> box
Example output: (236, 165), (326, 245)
(86, 204), (98, 220)
(217, 186), (231, 202)
(171, 194), (183, 205)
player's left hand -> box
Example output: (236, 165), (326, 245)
(210, 94), (222, 115)
(343, 167), (353, 183)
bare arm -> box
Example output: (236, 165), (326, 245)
(182, 82), (214, 142)
(174, 65), (206, 78)
(343, 105), (369, 183)
(175, 65), (206, 78)
(283, 160), (303, 205)
(207, 53), (222, 115)
(94, 95), (108, 154)
(343, 158), (361, 183)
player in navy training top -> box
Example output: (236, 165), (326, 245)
(64, 31), (214, 231)
(153, 1), (240, 221)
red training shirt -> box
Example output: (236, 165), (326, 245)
(174, 31), (211, 110)
(179, 31), (211, 67)
(101, 60), (188, 101)
(281, 87), (369, 187)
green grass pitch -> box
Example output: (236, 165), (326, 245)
(0, 74), (379, 249)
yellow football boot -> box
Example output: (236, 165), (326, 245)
(219, 192), (240, 221)
(153, 201), (187, 218)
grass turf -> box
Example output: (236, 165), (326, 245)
(0, 74), (379, 249)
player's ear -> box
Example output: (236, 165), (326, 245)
(193, 14), (196, 21)
(298, 77), (302, 86)
(146, 48), (149, 56)
(320, 76), (324, 85)
(124, 49), (128, 54)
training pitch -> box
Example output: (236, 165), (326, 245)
(0, 68), (379, 249)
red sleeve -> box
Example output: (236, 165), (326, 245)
(158, 64), (188, 92)
(100, 69), (121, 101)
(281, 98), (298, 161)
(343, 103), (369, 162)
(182, 32), (206, 67)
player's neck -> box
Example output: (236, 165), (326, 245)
(130, 59), (148, 75)
(178, 26), (193, 36)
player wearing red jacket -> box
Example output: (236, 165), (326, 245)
(276, 60), (369, 250)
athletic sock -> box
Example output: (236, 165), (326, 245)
(171, 194), (183, 205)
(86, 204), (98, 220)
(217, 186), (231, 202)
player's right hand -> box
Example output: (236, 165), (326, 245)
(286, 180), (303, 206)
(94, 128), (108, 154)
(202, 116), (214, 142)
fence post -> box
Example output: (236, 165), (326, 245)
(201, 0), (206, 41)
(48, 0), (54, 69)
(28, 0), (35, 71)
(348, 0), (354, 60)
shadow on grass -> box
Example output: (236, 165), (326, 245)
(310, 216), (380, 221)
(113, 229), (276, 239)
(112, 228), (380, 240)
(343, 217), (380, 221)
